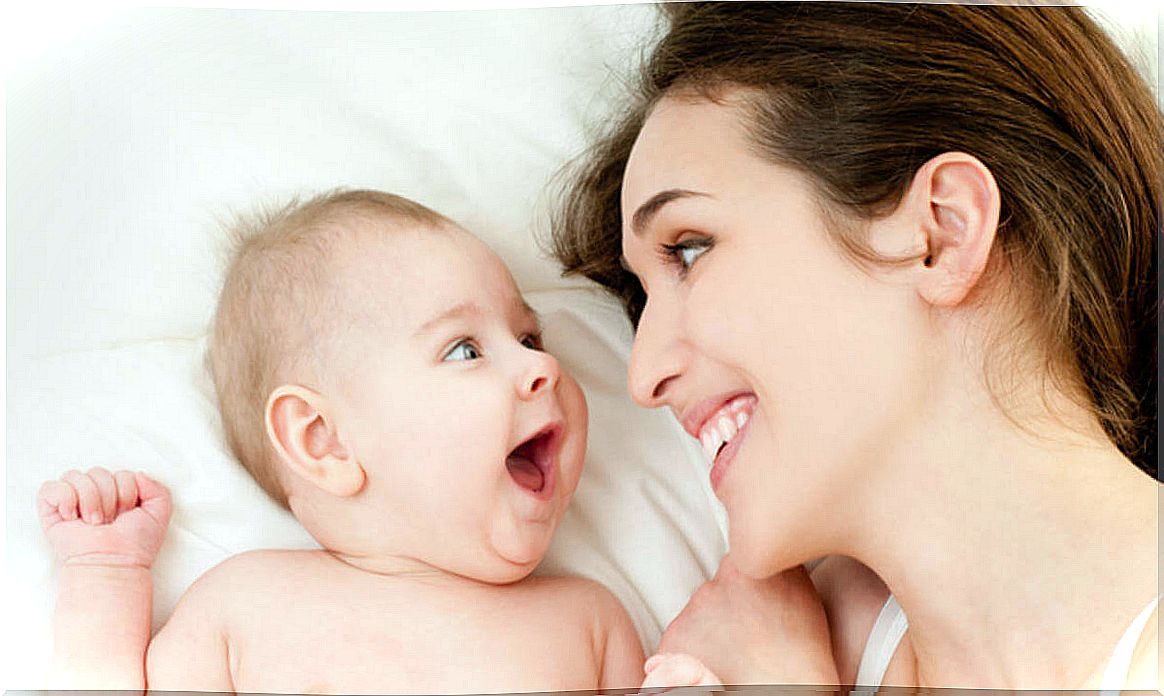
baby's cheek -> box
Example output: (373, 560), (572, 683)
(433, 383), (511, 439)
(561, 375), (588, 434)
(559, 377), (588, 489)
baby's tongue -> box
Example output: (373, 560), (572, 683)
(506, 454), (544, 492)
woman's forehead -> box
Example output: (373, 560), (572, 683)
(624, 96), (751, 202)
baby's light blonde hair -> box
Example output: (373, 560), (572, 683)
(209, 189), (453, 509)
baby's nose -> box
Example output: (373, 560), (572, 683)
(520, 350), (560, 399)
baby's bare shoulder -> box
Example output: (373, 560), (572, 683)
(514, 575), (629, 626)
(516, 575), (643, 687)
(519, 574), (616, 603)
(186, 549), (333, 603)
(203, 548), (327, 579)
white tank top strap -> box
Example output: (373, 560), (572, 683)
(853, 592), (1157, 691)
(854, 593), (909, 688)
(1099, 594), (1161, 694)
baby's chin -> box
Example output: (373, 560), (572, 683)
(481, 524), (562, 583)
(453, 552), (542, 587)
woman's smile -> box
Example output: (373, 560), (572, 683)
(706, 398), (756, 495)
(680, 392), (758, 494)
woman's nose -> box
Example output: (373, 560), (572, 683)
(519, 346), (561, 399)
(627, 294), (686, 408)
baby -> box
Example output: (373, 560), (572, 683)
(37, 190), (714, 693)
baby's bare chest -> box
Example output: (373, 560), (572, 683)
(228, 584), (600, 694)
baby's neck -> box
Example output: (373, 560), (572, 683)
(323, 549), (496, 588)
(327, 549), (444, 576)
(287, 497), (473, 585)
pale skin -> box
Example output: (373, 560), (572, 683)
(40, 222), (714, 693)
(40, 472), (646, 693)
(622, 93), (1159, 689)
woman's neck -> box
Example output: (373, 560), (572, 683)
(845, 365), (1158, 688)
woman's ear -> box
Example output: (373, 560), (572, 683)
(265, 385), (365, 498)
(905, 152), (1001, 307)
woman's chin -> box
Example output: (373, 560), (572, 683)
(729, 547), (774, 579)
(729, 525), (807, 579)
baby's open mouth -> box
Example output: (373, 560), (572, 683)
(506, 424), (560, 496)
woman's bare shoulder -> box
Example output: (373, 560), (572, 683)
(1124, 604), (1159, 690)
(810, 555), (897, 685)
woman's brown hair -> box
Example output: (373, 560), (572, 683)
(550, 2), (1161, 476)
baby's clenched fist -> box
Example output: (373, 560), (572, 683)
(38, 468), (171, 568)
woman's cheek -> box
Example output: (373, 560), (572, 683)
(688, 270), (768, 362)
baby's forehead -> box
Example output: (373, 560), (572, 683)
(332, 219), (532, 328)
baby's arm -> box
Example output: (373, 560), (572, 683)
(144, 566), (235, 692)
(588, 582), (723, 690)
(38, 468), (171, 689)
(592, 584), (646, 690)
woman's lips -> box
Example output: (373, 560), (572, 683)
(696, 394), (755, 460)
(680, 390), (755, 438)
(709, 408), (752, 494)
(685, 393), (758, 494)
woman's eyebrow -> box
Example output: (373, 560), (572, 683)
(630, 189), (709, 236)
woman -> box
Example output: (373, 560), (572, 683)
(552, 2), (1160, 689)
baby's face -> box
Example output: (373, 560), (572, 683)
(327, 224), (587, 583)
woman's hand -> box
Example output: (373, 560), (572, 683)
(657, 555), (839, 685)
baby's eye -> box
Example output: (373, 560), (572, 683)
(443, 339), (482, 362)
(520, 333), (543, 351)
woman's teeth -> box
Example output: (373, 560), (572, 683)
(698, 397), (753, 464)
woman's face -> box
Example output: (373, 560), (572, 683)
(619, 95), (932, 576)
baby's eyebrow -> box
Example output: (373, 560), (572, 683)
(520, 299), (542, 328)
(414, 301), (483, 337)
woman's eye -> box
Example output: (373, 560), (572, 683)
(443, 340), (481, 362)
(659, 237), (712, 275)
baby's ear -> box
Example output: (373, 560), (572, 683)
(265, 385), (365, 498)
